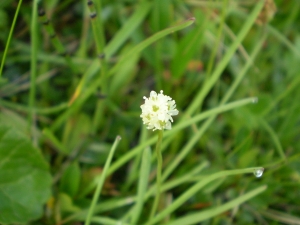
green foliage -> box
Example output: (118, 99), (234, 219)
(0, 123), (52, 224)
(1, 0), (300, 224)
(60, 161), (81, 197)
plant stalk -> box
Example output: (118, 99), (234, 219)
(149, 130), (164, 219)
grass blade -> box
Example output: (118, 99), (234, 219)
(29, 0), (39, 138)
(161, 33), (266, 181)
(166, 185), (267, 225)
(185, 0), (264, 117)
(0, 0), (23, 78)
(50, 18), (195, 132)
(260, 118), (286, 160)
(147, 168), (265, 225)
(131, 147), (152, 224)
(261, 209), (300, 225)
(108, 17), (195, 76)
(84, 136), (122, 225)
(107, 98), (256, 177)
(38, 8), (77, 73)
(104, 1), (152, 59)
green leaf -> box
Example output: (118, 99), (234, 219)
(60, 161), (81, 198)
(0, 124), (52, 224)
(58, 193), (81, 214)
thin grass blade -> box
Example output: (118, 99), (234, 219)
(84, 136), (122, 225)
(166, 185), (267, 225)
(147, 167), (265, 225)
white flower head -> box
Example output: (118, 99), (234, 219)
(140, 90), (179, 131)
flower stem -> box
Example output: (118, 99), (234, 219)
(149, 130), (164, 219)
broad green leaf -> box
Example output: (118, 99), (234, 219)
(0, 124), (52, 224)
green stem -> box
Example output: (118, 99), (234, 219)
(87, 0), (108, 134)
(29, 0), (39, 137)
(0, 0), (23, 78)
(38, 8), (77, 74)
(205, 0), (228, 82)
(0, 99), (68, 115)
(149, 130), (164, 218)
(87, 0), (105, 53)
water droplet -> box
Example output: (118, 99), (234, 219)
(252, 97), (258, 104)
(253, 168), (264, 178)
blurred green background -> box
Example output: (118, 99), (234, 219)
(0, 0), (299, 224)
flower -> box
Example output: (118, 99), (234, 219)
(140, 90), (179, 131)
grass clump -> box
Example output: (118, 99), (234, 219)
(0, 0), (299, 224)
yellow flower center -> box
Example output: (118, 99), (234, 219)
(152, 105), (159, 112)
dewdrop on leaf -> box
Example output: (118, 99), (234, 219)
(140, 90), (179, 131)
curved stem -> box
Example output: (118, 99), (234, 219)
(0, 0), (23, 77)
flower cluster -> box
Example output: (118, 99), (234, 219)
(140, 90), (179, 131)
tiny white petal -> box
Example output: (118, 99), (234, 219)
(140, 90), (179, 131)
